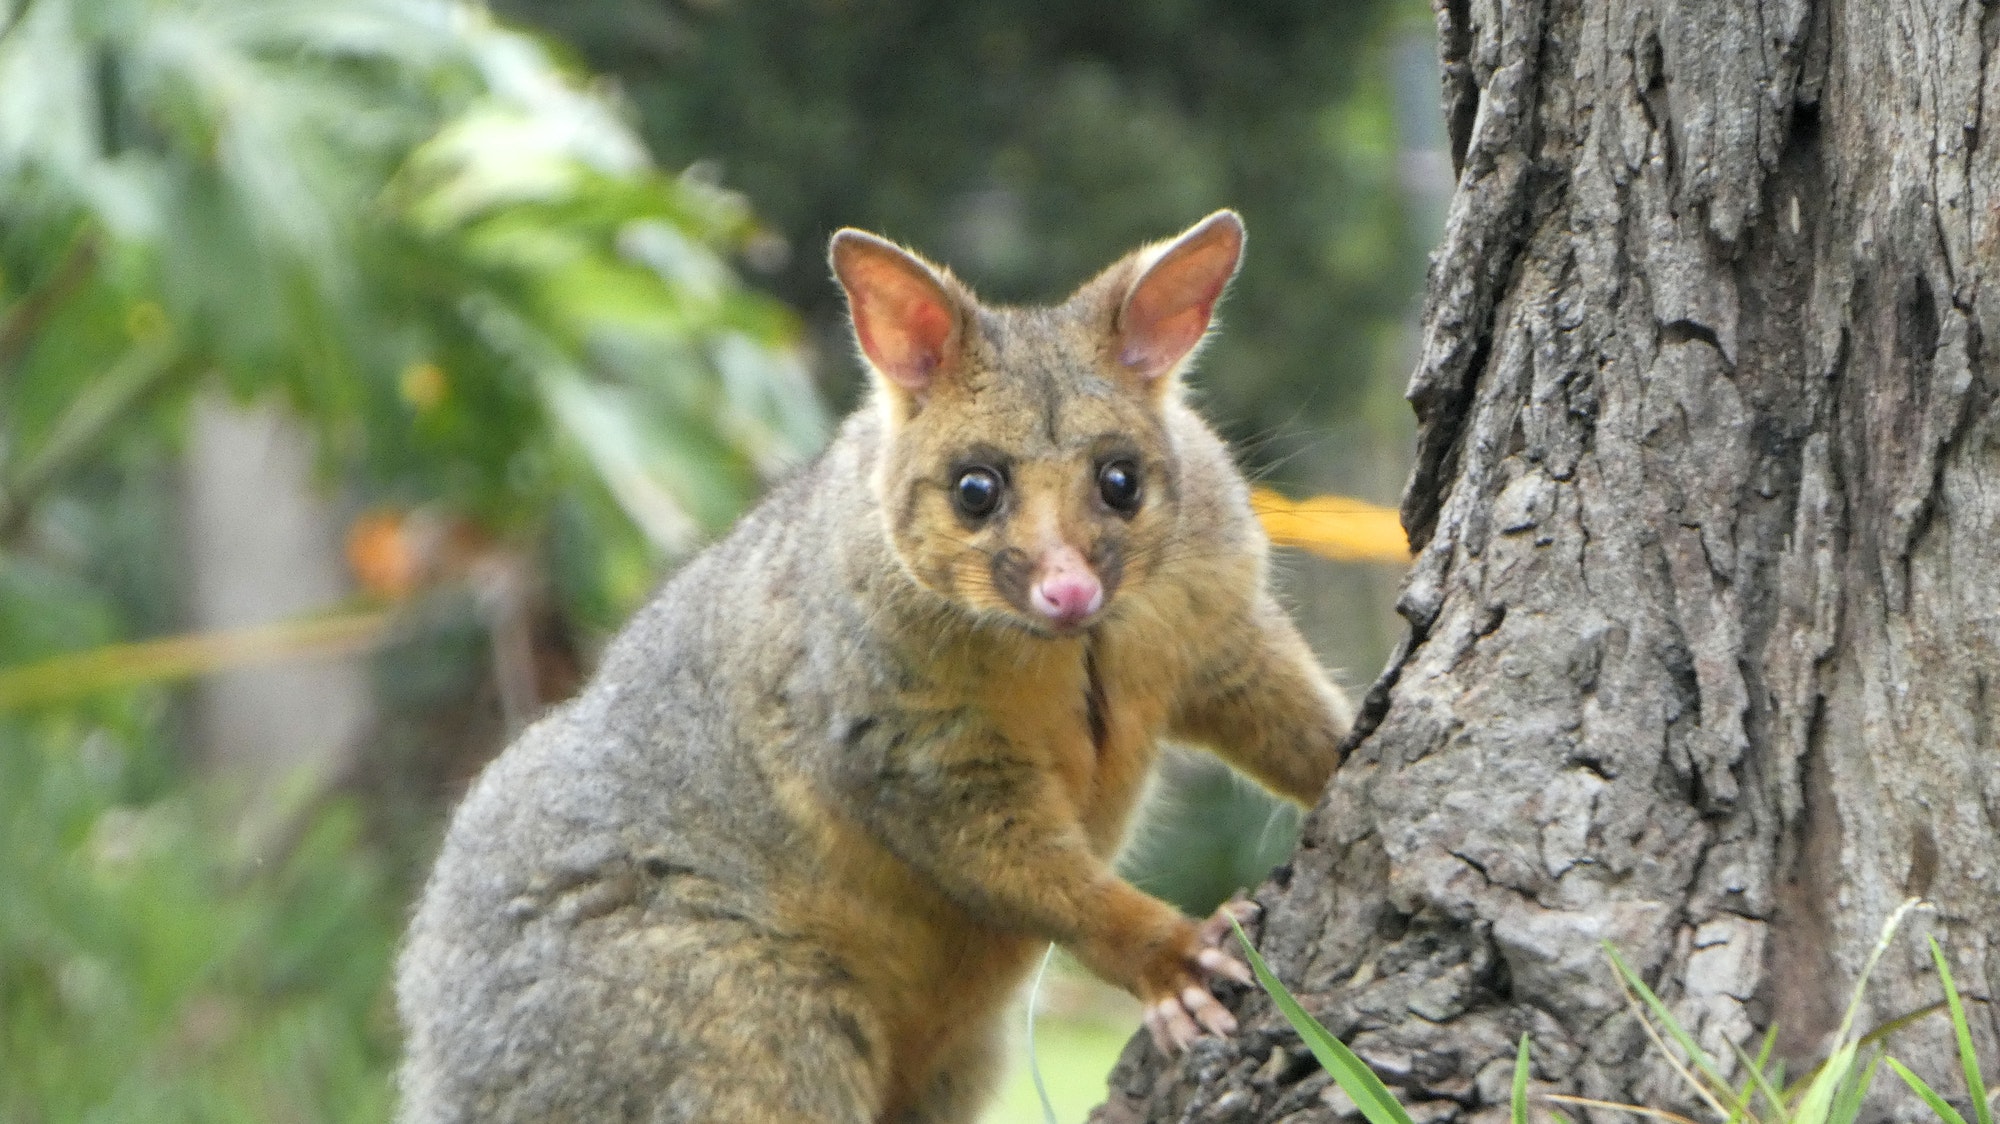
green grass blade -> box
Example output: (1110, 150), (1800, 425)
(1513, 1033), (1532, 1124)
(1930, 937), (1992, 1124)
(1728, 1024), (1787, 1124)
(1025, 943), (1059, 1124)
(1793, 1041), (1857, 1124)
(1603, 943), (1744, 1117)
(1722, 1034), (1764, 1124)
(1828, 1054), (1880, 1124)
(1783, 898), (1930, 1107)
(1230, 916), (1415, 1124)
(1832, 900), (1927, 1046)
(1888, 1057), (1971, 1124)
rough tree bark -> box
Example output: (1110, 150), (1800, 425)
(1098, 1), (2000, 1120)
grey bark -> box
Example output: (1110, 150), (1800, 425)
(1097, 1), (2000, 1121)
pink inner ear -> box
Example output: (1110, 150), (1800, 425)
(1119, 216), (1243, 380)
(1118, 299), (1223, 373)
(835, 239), (958, 394)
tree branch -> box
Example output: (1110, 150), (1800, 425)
(0, 337), (188, 545)
(0, 229), (101, 381)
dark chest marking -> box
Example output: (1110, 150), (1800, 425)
(1083, 639), (1109, 756)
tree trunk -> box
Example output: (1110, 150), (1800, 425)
(1097, 1), (2000, 1120)
(182, 395), (370, 792)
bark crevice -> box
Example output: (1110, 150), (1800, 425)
(1096, 0), (2000, 1119)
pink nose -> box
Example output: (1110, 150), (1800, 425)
(1030, 567), (1104, 627)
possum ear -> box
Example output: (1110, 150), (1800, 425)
(1115, 210), (1245, 383)
(830, 229), (964, 398)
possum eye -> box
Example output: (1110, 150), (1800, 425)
(1097, 460), (1142, 515)
(954, 467), (1003, 519)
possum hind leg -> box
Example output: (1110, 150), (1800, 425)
(406, 900), (890, 1124)
(888, 1013), (1008, 1124)
(603, 919), (892, 1124)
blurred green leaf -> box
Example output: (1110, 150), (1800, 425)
(0, 725), (401, 1122)
(1890, 1058), (1972, 1124)
(0, 6), (831, 1112)
(1, 0), (828, 621)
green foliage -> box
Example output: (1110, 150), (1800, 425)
(1594, 899), (1927, 1124)
(989, 1012), (1136, 1124)
(0, 1), (832, 1116)
(1120, 756), (1303, 915)
(1236, 901), (1995, 1124)
(0, 722), (401, 1123)
(498, 0), (1434, 460)
(0, 0), (828, 630)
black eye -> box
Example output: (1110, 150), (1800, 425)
(954, 467), (1003, 518)
(1098, 460), (1141, 514)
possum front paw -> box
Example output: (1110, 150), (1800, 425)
(1138, 898), (1259, 1053)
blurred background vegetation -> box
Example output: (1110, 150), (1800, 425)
(0, 0), (1444, 1118)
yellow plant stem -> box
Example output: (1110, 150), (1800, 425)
(1541, 1093), (1707, 1124)
(0, 490), (1407, 708)
(0, 609), (392, 709)
(1250, 487), (1410, 563)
